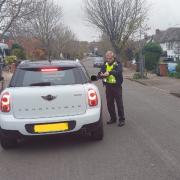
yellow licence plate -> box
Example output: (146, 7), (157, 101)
(34, 123), (69, 133)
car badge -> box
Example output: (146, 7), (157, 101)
(41, 95), (57, 101)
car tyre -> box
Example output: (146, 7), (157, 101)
(90, 122), (103, 141)
(0, 136), (17, 150)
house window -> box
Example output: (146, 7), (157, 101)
(167, 42), (173, 50)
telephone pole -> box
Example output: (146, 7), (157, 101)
(139, 23), (145, 78)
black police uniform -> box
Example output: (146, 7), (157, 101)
(99, 61), (125, 126)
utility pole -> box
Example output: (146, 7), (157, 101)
(139, 24), (145, 78)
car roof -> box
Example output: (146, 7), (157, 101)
(94, 57), (104, 61)
(18, 60), (82, 68)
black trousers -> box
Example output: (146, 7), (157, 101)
(105, 85), (125, 122)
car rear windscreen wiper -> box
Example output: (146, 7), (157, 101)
(29, 82), (51, 86)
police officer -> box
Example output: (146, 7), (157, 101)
(99, 51), (125, 127)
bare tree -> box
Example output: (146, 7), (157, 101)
(29, 0), (62, 60)
(52, 24), (77, 59)
(85, 0), (147, 60)
(98, 33), (113, 55)
(0, 0), (40, 40)
(52, 25), (88, 60)
(52, 25), (89, 60)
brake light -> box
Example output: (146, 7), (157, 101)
(41, 68), (58, 72)
(0, 92), (11, 112)
(88, 89), (98, 106)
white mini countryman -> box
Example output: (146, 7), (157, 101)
(0, 60), (103, 149)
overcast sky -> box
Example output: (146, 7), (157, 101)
(58, 0), (180, 42)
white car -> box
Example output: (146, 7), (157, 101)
(0, 60), (103, 149)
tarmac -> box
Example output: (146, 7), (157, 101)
(1, 69), (180, 98)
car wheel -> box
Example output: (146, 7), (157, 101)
(90, 122), (103, 141)
(0, 136), (17, 150)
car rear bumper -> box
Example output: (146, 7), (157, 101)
(0, 118), (102, 139)
(93, 64), (103, 67)
(0, 108), (101, 136)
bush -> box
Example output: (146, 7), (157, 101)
(144, 52), (160, 71)
(4, 56), (17, 65)
(133, 73), (147, 79)
(168, 72), (176, 78)
(168, 72), (180, 79)
(175, 73), (180, 78)
(143, 42), (162, 71)
(11, 43), (23, 50)
(12, 48), (26, 60)
(176, 63), (180, 73)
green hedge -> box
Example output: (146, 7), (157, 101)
(168, 72), (180, 79)
(176, 63), (180, 73)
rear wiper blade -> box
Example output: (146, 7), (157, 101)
(29, 82), (51, 86)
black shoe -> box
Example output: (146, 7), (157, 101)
(118, 121), (125, 127)
(107, 120), (116, 125)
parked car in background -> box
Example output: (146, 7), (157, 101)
(163, 57), (174, 62)
(0, 60), (103, 149)
(167, 62), (178, 72)
(93, 57), (104, 68)
(161, 57), (178, 72)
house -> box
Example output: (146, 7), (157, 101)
(0, 43), (10, 62)
(153, 28), (180, 61)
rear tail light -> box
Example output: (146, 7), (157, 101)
(88, 89), (98, 106)
(0, 92), (11, 112)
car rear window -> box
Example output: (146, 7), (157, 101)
(9, 66), (90, 87)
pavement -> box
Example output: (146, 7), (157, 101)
(123, 67), (180, 98)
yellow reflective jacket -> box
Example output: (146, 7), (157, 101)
(103, 62), (117, 84)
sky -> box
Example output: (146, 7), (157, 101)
(58, 0), (180, 42)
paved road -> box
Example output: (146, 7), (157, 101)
(0, 59), (180, 180)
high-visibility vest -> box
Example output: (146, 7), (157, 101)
(104, 62), (117, 84)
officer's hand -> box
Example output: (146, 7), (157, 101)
(99, 72), (105, 77)
(103, 72), (109, 77)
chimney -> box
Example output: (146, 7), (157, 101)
(144, 34), (148, 40)
(156, 29), (160, 35)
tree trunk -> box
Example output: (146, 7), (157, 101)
(47, 39), (51, 61)
(111, 43), (121, 62)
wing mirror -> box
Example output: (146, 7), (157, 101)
(91, 75), (98, 81)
